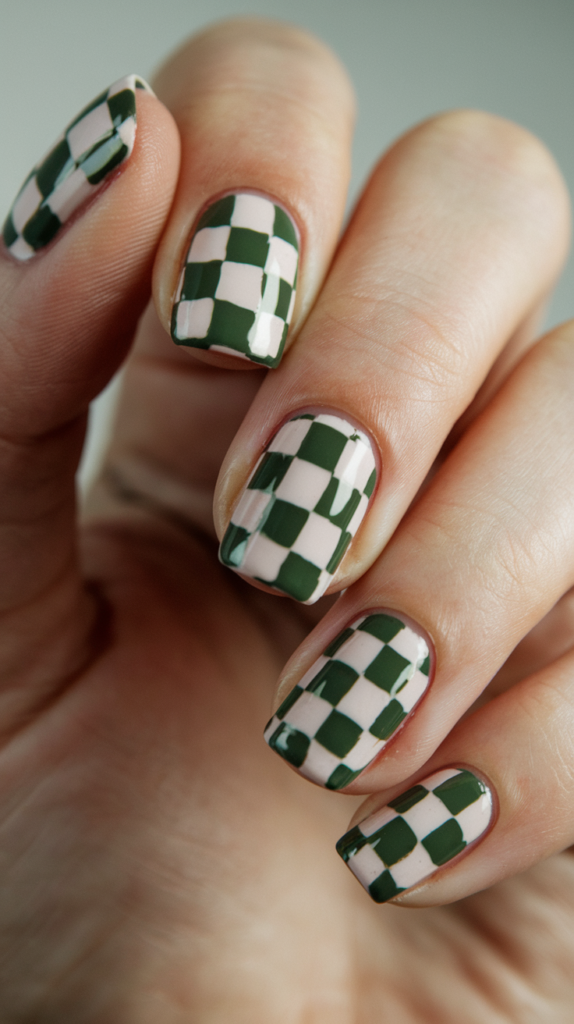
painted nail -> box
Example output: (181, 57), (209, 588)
(3, 75), (152, 261)
(220, 412), (377, 603)
(171, 192), (299, 367)
(264, 612), (431, 789)
(337, 767), (493, 903)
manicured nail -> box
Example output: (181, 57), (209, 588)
(264, 612), (431, 789)
(337, 767), (493, 903)
(220, 412), (377, 603)
(3, 75), (152, 261)
(171, 192), (299, 367)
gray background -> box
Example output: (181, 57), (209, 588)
(1, 0), (573, 481)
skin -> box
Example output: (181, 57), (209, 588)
(0, 17), (574, 1021)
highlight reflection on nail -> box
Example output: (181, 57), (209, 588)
(337, 768), (493, 903)
(220, 411), (377, 603)
(3, 74), (151, 260)
(265, 612), (431, 789)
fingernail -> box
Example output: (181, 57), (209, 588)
(3, 74), (152, 261)
(171, 192), (299, 367)
(264, 612), (431, 789)
(336, 767), (493, 903)
(219, 412), (377, 603)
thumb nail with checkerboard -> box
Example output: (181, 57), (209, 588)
(219, 411), (378, 603)
(3, 75), (152, 261)
(337, 768), (494, 903)
(170, 192), (300, 367)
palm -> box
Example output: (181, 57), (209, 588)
(0, 310), (571, 1020)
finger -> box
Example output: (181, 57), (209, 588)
(337, 642), (574, 907)
(0, 78), (179, 720)
(264, 318), (574, 791)
(151, 19), (355, 369)
(215, 111), (570, 603)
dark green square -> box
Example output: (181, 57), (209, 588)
(297, 422), (347, 471)
(388, 784), (428, 815)
(315, 709), (362, 758)
(271, 552), (321, 602)
(36, 138), (72, 197)
(226, 226), (269, 267)
(273, 205), (298, 247)
(206, 300), (255, 351)
(107, 88), (136, 127)
(370, 815), (417, 866)
(248, 452), (293, 493)
(181, 261), (222, 301)
(420, 655), (430, 676)
(323, 627), (354, 658)
(261, 499), (308, 547)
(314, 478), (361, 530)
(219, 524), (249, 568)
(81, 134), (127, 184)
(2, 213), (17, 249)
(307, 660), (359, 705)
(359, 614), (403, 644)
(197, 194), (235, 230)
(274, 277), (292, 319)
(433, 770), (484, 816)
(369, 870), (403, 904)
(364, 468), (377, 498)
(326, 531), (352, 575)
(422, 818), (465, 866)
(336, 825), (367, 862)
(364, 646), (410, 693)
(369, 699), (407, 741)
(22, 205), (61, 250)
(268, 722), (310, 768)
(326, 764), (362, 791)
(276, 685), (304, 720)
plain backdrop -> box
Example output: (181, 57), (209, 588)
(2, 0), (573, 484)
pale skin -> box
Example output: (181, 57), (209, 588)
(1, 17), (574, 1020)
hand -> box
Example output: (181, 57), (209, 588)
(1, 19), (573, 1019)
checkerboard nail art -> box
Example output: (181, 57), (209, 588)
(3, 75), (151, 261)
(219, 412), (377, 603)
(337, 768), (493, 903)
(171, 192), (299, 367)
(264, 613), (431, 789)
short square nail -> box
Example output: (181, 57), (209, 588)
(3, 75), (152, 261)
(264, 612), (431, 788)
(219, 411), (377, 603)
(337, 767), (493, 903)
(170, 192), (299, 367)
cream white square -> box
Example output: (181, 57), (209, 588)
(248, 312), (284, 358)
(67, 104), (114, 160)
(265, 236), (298, 285)
(303, 569), (332, 605)
(347, 493), (369, 536)
(11, 175), (42, 231)
(341, 440), (376, 495)
(48, 167), (92, 220)
(275, 457), (332, 511)
(359, 806), (398, 838)
(268, 417), (313, 455)
(336, 675), (390, 729)
(175, 298), (213, 340)
(401, 793), (452, 838)
(231, 488), (273, 532)
(390, 844), (435, 889)
(326, 479), (354, 517)
(282, 691), (332, 734)
(292, 513), (341, 570)
(347, 843), (387, 887)
(258, 270), (280, 314)
(215, 261), (263, 311)
(298, 740), (341, 786)
(397, 669), (429, 713)
(241, 533), (288, 581)
(286, 289), (296, 324)
(314, 413), (356, 436)
(118, 116), (136, 151)
(337, 631), (384, 674)
(456, 794), (492, 844)
(230, 193), (275, 234)
(427, 768), (461, 791)
(9, 237), (34, 260)
(187, 225), (230, 263)
(342, 730), (384, 771)
(387, 626), (426, 665)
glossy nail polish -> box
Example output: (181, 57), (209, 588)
(337, 767), (493, 903)
(220, 411), (377, 603)
(3, 75), (151, 260)
(171, 192), (299, 367)
(265, 612), (431, 789)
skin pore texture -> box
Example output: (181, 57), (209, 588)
(0, 18), (574, 1022)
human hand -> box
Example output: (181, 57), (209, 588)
(1, 19), (574, 1020)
